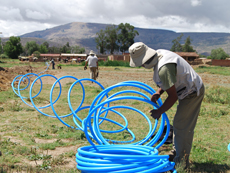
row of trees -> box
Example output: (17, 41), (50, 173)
(0, 32), (229, 60)
(95, 23), (139, 54)
(0, 37), (85, 59)
(23, 41), (85, 56)
(170, 34), (229, 60)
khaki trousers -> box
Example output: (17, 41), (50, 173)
(89, 67), (97, 80)
(173, 84), (205, 167)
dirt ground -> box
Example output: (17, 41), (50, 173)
(0, 65), (57, 91)
(1, 64), (230, 92)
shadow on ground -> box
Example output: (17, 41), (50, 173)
(190, 162), (230, 172)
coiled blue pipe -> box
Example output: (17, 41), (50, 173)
(12, 71), (177, 172)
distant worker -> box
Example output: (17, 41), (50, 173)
(50, 58), (55, 69)
(84, 50), (98, 81)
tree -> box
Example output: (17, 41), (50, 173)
(39, 44), (48, 53)
(117, 23), (139, 53)
(33, 51), (40, 58)
(171, 34), (197, 52)
(0, 38), (2, 54)
(42, 41), (49, 50)
(74, 46), (85, 54)
(170, 34), (183, 52)
(79, 48), (85, 54)
(66, 42), (70, 48)
(25, 41), (39, 56)
(3, 36), (23, 59)
(48, 46), (60, 54)
(183, 36), (195, 52)
(61, 45), (68, 53)
(209, 48), (229, 60)
(61, 42), (72, 53)
(95, 29), (107, 54)
(105, 25), (119, 54)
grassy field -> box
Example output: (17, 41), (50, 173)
(0, 60), (230, 173)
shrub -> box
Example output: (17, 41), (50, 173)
(209, 48), (229, 60)
(0, 54), (9, 59)
(98, 60), (129, 67)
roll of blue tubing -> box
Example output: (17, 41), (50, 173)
(11, 62), (50, 97)
(11, 75), (30, 97)
(12, 73), (176, 172)
(83, 81), (169, 147)
(17, 73), (43, 107)
(30, 74), (62, 117)
(76, 145), (176, 173)
(74, 81), (176, 172)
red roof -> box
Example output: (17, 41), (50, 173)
(40, 54), (61, 57)
(174, 52), (199, 57)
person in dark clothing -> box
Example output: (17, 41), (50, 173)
(51, 58), (55, 69)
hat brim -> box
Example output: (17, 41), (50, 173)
(130, 47), (156, 67)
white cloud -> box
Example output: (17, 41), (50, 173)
(191, 0), (202, 7)
(0, 20), (55, 37)
(1, 0), (230, 37)
(0, 6), (23, 21)
(25, 9), (51, 20)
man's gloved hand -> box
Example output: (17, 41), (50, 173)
(84, 66), (87, 70)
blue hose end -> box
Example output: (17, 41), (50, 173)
(228, 143), (230, 152)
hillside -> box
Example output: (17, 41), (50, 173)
(14, 22), (230, 55)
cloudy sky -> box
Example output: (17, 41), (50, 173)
(0, 0), (230, 37)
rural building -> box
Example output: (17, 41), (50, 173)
(97, 54), (108, 61)
(61, 54), (87, 62)
(39, 54), (61, 61)
(28, 54), (61, 62)
(108, 53), (130, 62)
(28, 53), (87, 62)
(19, 56), (30, 61)
(26, 51), (202, 64)
(174, 52), (199, 61)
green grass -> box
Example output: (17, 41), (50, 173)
(0, 61), (230, 172)
(98, 60), (130, 67)
(204, 85), (230, 104)
(0, 59), (47, 68)
(194, 65), (230, 76)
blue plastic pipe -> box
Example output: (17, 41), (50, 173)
(12, 72), (176, 173)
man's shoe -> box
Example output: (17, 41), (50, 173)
(169, 150), (176, 161)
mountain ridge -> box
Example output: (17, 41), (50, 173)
(14, 22), (230, 55)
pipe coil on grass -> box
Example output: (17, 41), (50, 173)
(12, 73), (177, 173)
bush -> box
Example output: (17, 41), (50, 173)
(98, 60), (130, 67)
(81, 60), (130, 67)
(0, 54), (9, 59)
(210, 48), (229, 60)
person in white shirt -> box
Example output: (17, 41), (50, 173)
(129, 42), (205, 169)
(84, 50), (98, 81)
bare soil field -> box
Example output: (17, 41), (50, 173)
(1, 64), (230, 91)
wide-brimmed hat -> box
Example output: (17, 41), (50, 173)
(89, 50), (95, 55)
(129, 42), (158, 68)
